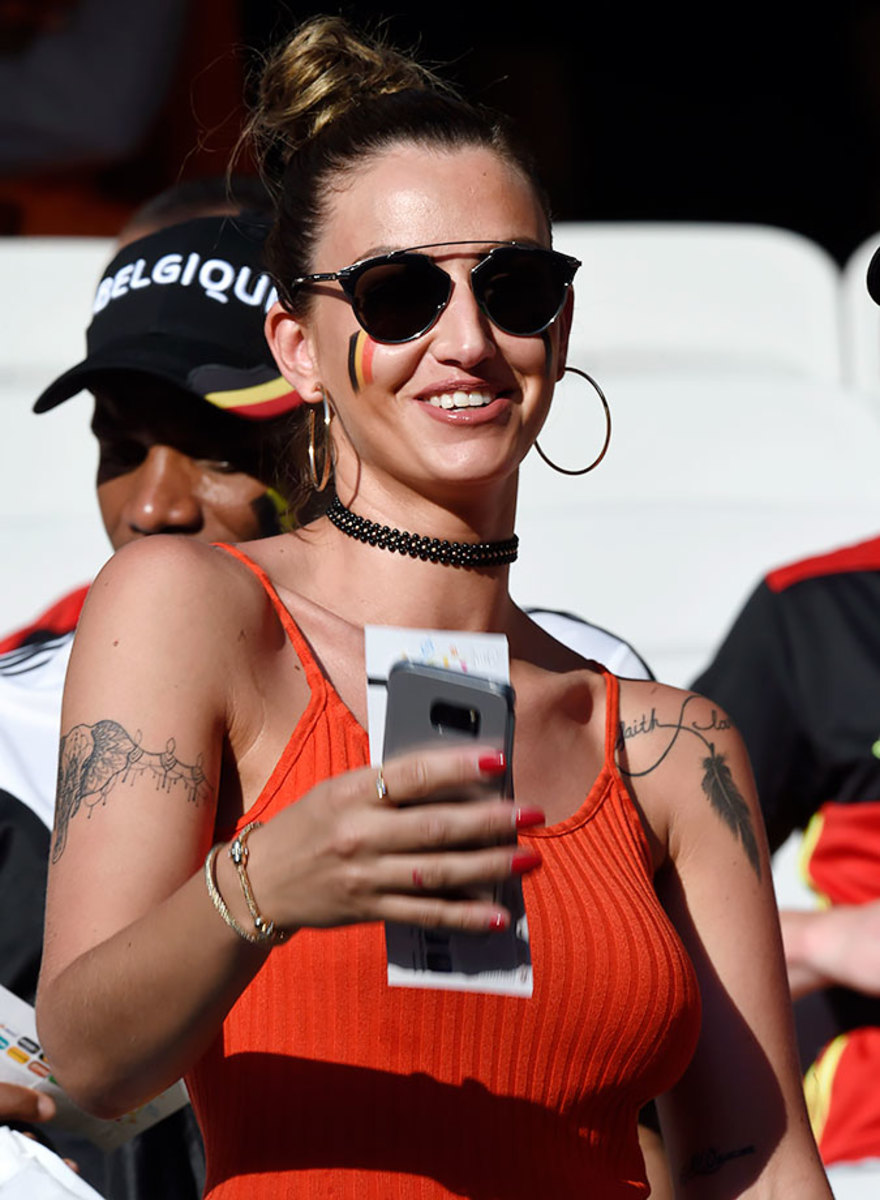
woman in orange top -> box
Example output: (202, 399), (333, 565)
(37, 17), (830, 1199)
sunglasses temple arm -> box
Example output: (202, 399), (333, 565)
(291, 271), (341, 287)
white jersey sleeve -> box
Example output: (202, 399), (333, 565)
(0, 633), (74, 830)
(527, 609), (653, 681)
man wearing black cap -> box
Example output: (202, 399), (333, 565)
(0, 211), (303, 1199)
(690, 249), (880, 1196)
(0, 212), (302, 811)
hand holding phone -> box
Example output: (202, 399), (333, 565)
(383, 662), (515, 803)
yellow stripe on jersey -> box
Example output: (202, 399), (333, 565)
(804, 1033), (849, 1147)
(799, 810), (832, 908)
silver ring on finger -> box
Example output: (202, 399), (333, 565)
(375, 766), (388, 802)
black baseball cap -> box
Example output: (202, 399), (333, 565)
(34, 214), (301, 420)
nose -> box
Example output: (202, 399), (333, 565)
(428, 270), (497, 368)
(122, 446), (204, 536)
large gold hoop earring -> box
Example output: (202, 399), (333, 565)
(535, 367), (612, 475)
(307, 387), (333, 492)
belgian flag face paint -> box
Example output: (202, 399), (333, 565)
(348, 330), (376, 393)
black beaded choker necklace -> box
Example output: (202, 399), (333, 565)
(327, 496), (518, 568)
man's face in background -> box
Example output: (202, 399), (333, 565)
(91, 373), (284, 550)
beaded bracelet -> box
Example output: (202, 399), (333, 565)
(228, 821), (286, 945)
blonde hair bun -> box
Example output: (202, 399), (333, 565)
(250, 17), (451, 178)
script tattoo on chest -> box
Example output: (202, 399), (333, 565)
(52, 719), (211, 862)
(617, 697), (761, 879)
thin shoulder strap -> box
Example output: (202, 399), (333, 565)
(602, 667), (621, 769)
(213, 542), (325, 691)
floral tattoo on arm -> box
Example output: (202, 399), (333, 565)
(617, 696), (761, 879)
(52, 719), (211, 862)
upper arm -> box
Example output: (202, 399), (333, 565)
(618, 683), (828, 1196)
(42, 539), (237, 985)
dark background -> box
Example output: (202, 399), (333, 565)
(5, 1), (880, 264)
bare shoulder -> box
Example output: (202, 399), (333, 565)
(53, 538), (287, 867)
(62, 536), (291, 766)
(82, 536), (263, 629)
(73, 537), (279, 672)
(616, 679), (763, 881)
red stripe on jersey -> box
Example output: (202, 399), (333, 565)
(0, 584), (89, 655)
(766, 536), (880, 593)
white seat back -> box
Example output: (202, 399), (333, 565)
(841, 231), (880, 407)
(553, 222), (844, 382)
(513, 224), (874, 685)
(0, 237), (114, 636)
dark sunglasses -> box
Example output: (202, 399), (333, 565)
(290, 240), (581, 344)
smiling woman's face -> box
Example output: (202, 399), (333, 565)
(271, 143), (570, 513)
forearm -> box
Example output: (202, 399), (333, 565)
(38, 729), (533, 1119)
(781, 903), (880, 1000)
(782, 909), (830, 999)
(37, 856), (267, 1119)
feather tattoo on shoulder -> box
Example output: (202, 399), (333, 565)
(700, 751), (761, 877)
(617, 696), (761, 879)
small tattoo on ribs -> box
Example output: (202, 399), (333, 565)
(680, 1144), (755, 1182)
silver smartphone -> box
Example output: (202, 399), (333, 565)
(383, 661), (515, 800)
(381, 661), (530, 982)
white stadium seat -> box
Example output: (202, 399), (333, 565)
(552, 222), (844, 383)
(511, 223), (880, 685)
(0, 237), (114, 634)
(841, 230), (880, 405)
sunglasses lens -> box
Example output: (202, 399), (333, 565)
(475, 248), (575, 336)
(351, 255), (450, 343)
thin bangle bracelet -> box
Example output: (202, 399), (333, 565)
(204, 843), (274, 947)
(229, 822), (287, 945)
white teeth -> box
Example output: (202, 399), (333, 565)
(425, 390), (494, 409)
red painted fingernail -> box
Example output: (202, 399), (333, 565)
(515, 806), (545, 830)
(412, 868), (424, 889)
(511, 850), (542, 874)
(488, 912), (509, 931)
(478, 751), (506, 774)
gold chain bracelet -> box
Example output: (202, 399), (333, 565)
(228, 821), (286, 945)
(204, 843), (267, 946)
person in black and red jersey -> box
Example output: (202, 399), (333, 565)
(694, 251), (880, 1197)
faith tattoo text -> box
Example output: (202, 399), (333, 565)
(617, 697), (761, 879)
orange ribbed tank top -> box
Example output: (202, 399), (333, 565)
(186, 545), (701, 1199)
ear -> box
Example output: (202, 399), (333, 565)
(554, 289), (574, 382)
(264, 302), (323, 403)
